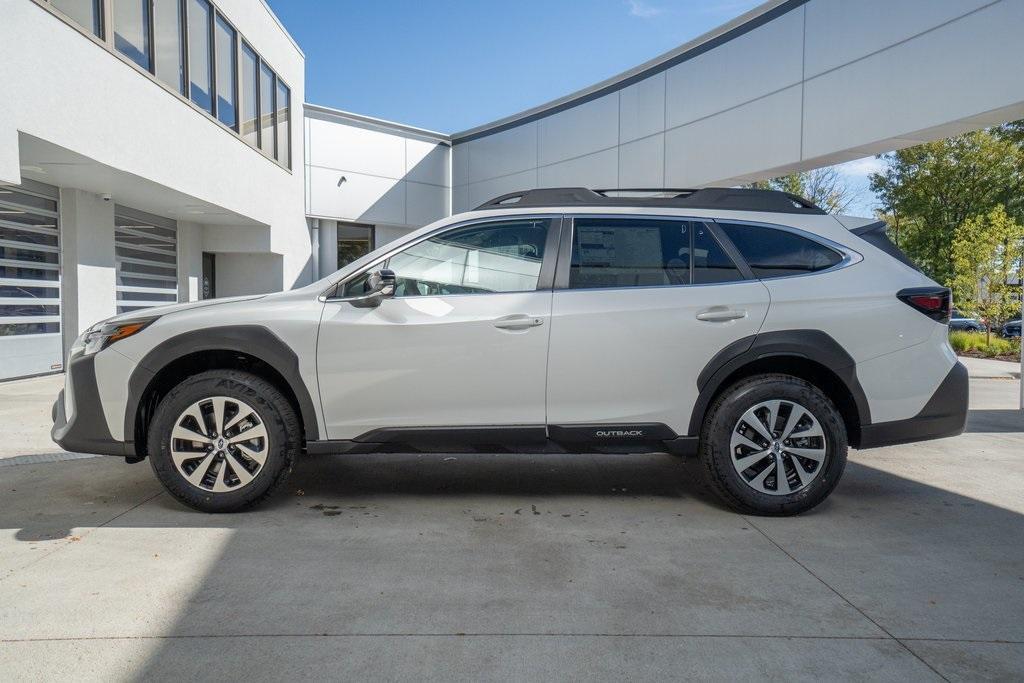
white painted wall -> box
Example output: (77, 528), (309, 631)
(305, 106), (450, 251)
(0, 0), (308, 292)
(176, 221), (203, 304)
(58, 188), (116, 342)
(451, 0), (1024, 212)
(214, 253), (285, 297)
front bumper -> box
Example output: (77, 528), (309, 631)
(51, 352), (132, 457)
(858, 361), (969, 449)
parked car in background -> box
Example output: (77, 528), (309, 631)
(949, 309), (985, 333)
(1001, 319), (1022, 338)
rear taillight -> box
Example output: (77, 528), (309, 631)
(897, 287), (951, 323)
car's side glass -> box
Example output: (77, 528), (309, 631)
(693, 223), (744, 284)
(338, 270), (371, 298)
(568, 217), (743, 289)
(719, 222), (842, 279)
(339, 218), (551, 298)
(569, 218), (691, 289)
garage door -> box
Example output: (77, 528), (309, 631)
(0, 182), (63, 381)
(115, 206), (178, 314)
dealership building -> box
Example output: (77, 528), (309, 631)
(1, 0), (1022, 381)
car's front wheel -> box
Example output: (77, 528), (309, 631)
(147, 370), (300, 512)
(699, 374), (847, 516)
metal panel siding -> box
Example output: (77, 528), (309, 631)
(0, 183), (63, 380)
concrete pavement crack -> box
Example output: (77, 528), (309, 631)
(742, 515), (951, 682)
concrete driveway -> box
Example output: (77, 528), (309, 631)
(1, 366), (1022, 681)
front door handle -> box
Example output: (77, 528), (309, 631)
(493, 314), (544, 331)
(696, 307), (747, 322)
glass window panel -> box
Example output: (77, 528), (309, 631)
(385, 220), (549, 297)
(719, 223), (842, 279)
(338, 240), (371, 269)
(692, 223), (744, 284)
(569, 218), (691, 289)
(0, 285), (59, 298)
(259, 63), (276, 156)
(115, 212), (178, 313)
(0, 266), (59, 281)
(52, 0), (103, 37)
(0, 304), (60, 316)
(187, 0), (213, 113)
(119, 290), (176, 302)
(275, 81), (290, 167)
(153, 0), (185, 93)
(113, 0), (151, 70)
(0, 189), (57, 213)
(0, 247), (59, 265)
(214, 14), (237, 128)
(0, 322), (61, 337)
(0, 227), (59, 248)
(240, 43), (259, 145)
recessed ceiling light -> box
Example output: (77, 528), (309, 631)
(0, 210), (26, 214)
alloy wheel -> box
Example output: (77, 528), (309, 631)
(169, 396), (270, 493)
(729, 399), (827, 496)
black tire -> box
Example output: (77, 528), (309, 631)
(148, 370), (300, 512)
(699, 373), (847, 516)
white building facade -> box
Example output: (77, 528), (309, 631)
(2, 0), (1023, 381)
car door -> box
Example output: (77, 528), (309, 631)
(545, 215), (770, 438)
(316, 215), (561, 440)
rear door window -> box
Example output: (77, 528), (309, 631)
(719, 222), (842, 279)
(568, 217), (743, 289)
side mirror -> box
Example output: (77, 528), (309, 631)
(348, 269), (396, 308)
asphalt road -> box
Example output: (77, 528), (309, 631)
(0, 368), (1022, 681)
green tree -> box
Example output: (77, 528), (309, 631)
(869, 129), (1024, 284)
(950, 205), (1024, 342)
(751, 167), (855, 214)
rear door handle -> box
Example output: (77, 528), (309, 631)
(696, 307), (747, 322)
(493, 314), (544, 331)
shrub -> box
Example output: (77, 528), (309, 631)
(949, 330), (1020, 358)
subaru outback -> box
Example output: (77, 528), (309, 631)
(52, 187), (968, 515)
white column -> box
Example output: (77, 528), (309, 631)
(318, 219), (338, 277)
(309, 218), (320, 280)
(176, 221), (203, 303)
(59, 188), (116, 356)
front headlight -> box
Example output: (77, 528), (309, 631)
(69, 318), (156, 358)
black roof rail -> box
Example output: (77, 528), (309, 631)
(473, 187), (826, 215)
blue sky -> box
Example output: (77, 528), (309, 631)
(266, 0), (881, 215)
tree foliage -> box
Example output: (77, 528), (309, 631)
(869, 129), (1024, 284)
(753, 167), (856, 214)
(949, 205), (1024, 340)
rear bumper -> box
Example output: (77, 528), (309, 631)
(857, 361), (968, 449)
(51, 353), (132, 457)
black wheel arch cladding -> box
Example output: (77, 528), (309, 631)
(126, 325), (320, 451)
(689, 330), (871, 441)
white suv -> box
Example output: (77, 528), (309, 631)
(52, 187), (968, 515)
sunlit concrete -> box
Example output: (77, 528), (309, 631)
(0, 369), (1021, 680)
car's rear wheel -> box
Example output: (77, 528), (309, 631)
(147, 370), (299, 512)
(699, 374), (847, 516)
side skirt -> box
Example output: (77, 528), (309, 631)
(306, 423), (700, 457)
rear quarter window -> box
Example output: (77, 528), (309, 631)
(719, 223), (842, 279)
